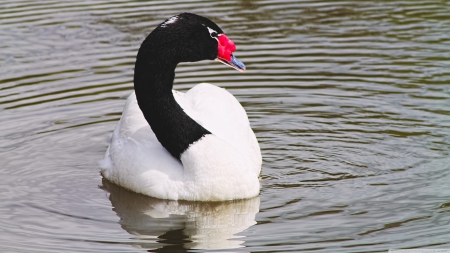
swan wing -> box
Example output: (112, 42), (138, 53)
(100, 92), (183, 199)
(175, 83), (262, 173)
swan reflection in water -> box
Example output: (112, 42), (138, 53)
(101, 179), (260, 252)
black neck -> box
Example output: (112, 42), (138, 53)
(133, 45), (211, 161)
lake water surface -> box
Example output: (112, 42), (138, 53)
(1, 0), (450, 252)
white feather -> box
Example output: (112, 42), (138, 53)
(160, 16), (178, 27)
(100, 83), (261, 201)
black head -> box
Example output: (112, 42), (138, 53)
(140, 13), (222, 63)
(138, 13), (245, 71)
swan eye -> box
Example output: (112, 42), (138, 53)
(207, 27), (219, 40)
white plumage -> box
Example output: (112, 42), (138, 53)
(100, 83), (261, 201)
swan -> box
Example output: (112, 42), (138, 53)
(100, 13), (262, 201)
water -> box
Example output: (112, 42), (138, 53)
(1, 0), (450, 252)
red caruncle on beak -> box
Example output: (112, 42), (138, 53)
(217, 34), (236, 61)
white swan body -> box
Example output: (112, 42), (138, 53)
(101, 83), (261, 201)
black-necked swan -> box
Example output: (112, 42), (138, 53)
(100, 13), (262, 201)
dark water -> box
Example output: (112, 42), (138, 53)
(1, 0), (450, 252)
